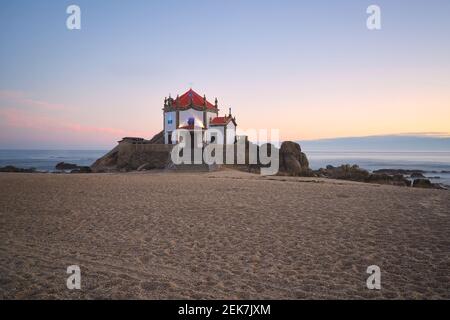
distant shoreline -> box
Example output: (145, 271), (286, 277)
(1, 149), (450, 187)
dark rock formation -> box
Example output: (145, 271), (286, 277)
(55, 162), (93, 173)
(373, 169), (425, 175)
(315, 165), (413, 186)
(137, 163), (155, 171)
(0, 166), (36, 173)
(366, 173), (411, 187)
(316, 164), (370, 181)
(91, 139), (173, 172)
(412, 178), (433, 188)
(410, 172), (426, 178)
(70, 166), (92, 174)
(148, 130), (164, 144)
(91, 131), (172, 172)
(411, 178), (445, 189)
(90, 146), (119, 172)
(278, 141), (312, 176)
(55, 162), (78, 170)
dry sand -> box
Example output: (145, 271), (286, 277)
(0, 170), (449, 299)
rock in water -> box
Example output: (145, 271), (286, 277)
(0, 166), (36, 173)
(412, 178), (446, 189)
(410, 172), (426, 178)
(366, 173), (411, 187)
(318, 164), (370, 181)
(70, 166), (92, 174)
(55, 162), (78, 170)
(412, 178), (433, 188)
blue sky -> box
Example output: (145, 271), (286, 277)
(1, 0), (449, 149)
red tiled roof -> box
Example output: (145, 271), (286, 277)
(210, 115), (232, 125)
(171, 89), (216, 110)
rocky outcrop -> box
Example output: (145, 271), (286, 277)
(315, 165), (412, 186)
(55, 162), (79, 170)
(278, 141), (312, 176)
(148, 130), (164, 144)
(91, 140), (173, 172)
(412, 178), (433, 188)
(91, 131), (172, 172)
(55, 162), (93, 173)
(90, 146), (119, 172)
(366, 173), (411, 187)
(0, 166), (36, 173)
(116, 144), (172, 171)
(373, 169), (425, 175)
(69, 166), (91, 174)
(316, 164), (370, 181)
(137, 163), (155, 171)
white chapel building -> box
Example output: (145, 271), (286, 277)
(163, 89), (237, 145)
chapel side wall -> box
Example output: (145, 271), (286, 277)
(212, 127), (225, 144)
(226, 122), (236, 145)
(164, 111), (176, 144)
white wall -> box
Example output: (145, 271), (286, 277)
(164, 111), (176, 144)
(207, 127), (225, 144)
(226, 122), (236, 145)
(179, 110), (204, 128)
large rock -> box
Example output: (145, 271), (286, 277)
(317, 165), (412, 186)
(317, 164), (370, 181)
(137, 163), (155, 171)
(278, 141), (312, 176)
(366, 173), (411, 187)
(412, 178), (447, 189)
(91, 140), (173, 172)
(55, 162), (78, 170)
(412, 178), (433, 188)
(90, 146), (119, 172)
(70, 166), (92, 174)
(148, 130), (164, 144)
(373, 169), (425, 175)
(410, 172), (426, 178)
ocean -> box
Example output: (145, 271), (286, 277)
(1, 149), (450, 186)
(0, 150), (107, 172)
(306, 151), (450, 186)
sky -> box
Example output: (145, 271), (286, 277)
(0, 0), (449, 149)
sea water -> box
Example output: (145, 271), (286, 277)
(306, 151), (450, 186)
(1, 149), (450, 186)
(0, 150), (107, 172)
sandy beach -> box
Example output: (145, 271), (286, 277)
(0, 170), (449, 299)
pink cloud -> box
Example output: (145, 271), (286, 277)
(0, 90), (153, 147)
(0, 108), (148, 144)
(0, 90), (66, 111)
